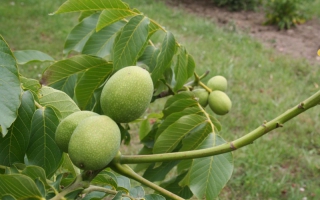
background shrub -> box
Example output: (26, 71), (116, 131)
(264, 0), (311, 29)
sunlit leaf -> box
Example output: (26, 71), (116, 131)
(13, 50), (54, 65)
(113, 15), (150, 71)
(26, 107), (62, 178)
(0, 91), (35, 166)
(96, 8), (137, 31)
(78, 11), (96, 21)
(54, 0), (130, 14)
(0, 35), (21, 136)
(38, 86), (80, 119)
(0, 174), (43, 199)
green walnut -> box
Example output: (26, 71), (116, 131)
(208, 91), (232, 115)
(55, 111), (98, 153)
(192, 89), (209, 107)
(68, 115), (121, 171)
(207, 75), (228, 91)
(100, 66), (154, 123)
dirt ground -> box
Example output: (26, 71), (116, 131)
(165, 0), (320, 64)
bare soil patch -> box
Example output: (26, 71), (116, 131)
(165, 0), (320, 64)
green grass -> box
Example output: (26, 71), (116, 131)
(0, 0), (77, 78)
(1, 0), (320, 199)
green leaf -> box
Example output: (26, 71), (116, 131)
(162, 99), (199, 119)
(143, 161), (179, 182)
(20, 77), (41, 96)
(63, 14), (99, 54)
(0, 35), (21, 137)
(35, 178), (46, 198)
(82, 191), (106, 200)
(50, 173), (64, 192)
(156, 107), (202, 139)
(0, 91), (35, 166)
(78, 11), (96, 21)
(59, 153), (80, 178)
(96, 7), (138, 31)
(49, 74), (77, 99)
(116, 175), (130, 192)
(113, 15), (150, 71)
(26, 107), (62, 178)
(112, 192), (123, 200)
(21, 166), (48, 188)
(92, 171), (118, 189)
(75, 61), (113, 109)
(42, 55), (111, 86)
(173, 46), (195, 92)
(153, 114), (209, 153)
(151, 32), (176, 84)
(129, 186), (145, 198)
(188, 135), (234, 199)
(0, 174), (43, 199)
(38, 86), (80, 119)
(83, 21), (125, 58)
(13, 50), (54, 65)
(1, 195), (17, 200)
(54, 0), (130, 14)
(138, 45), (159, 72)
(160, 172), (193, 200)
(139, 118), (152, 141)
(144, 194), (166, 200)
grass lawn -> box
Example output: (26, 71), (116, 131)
(1, 0), (319, 199)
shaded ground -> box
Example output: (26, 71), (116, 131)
(165, 0), (320, 64)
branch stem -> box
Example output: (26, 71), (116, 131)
(120, 90), (320, 164)
(110, 163), (184, 200)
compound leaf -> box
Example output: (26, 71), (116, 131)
(0, 35), (21, 137)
